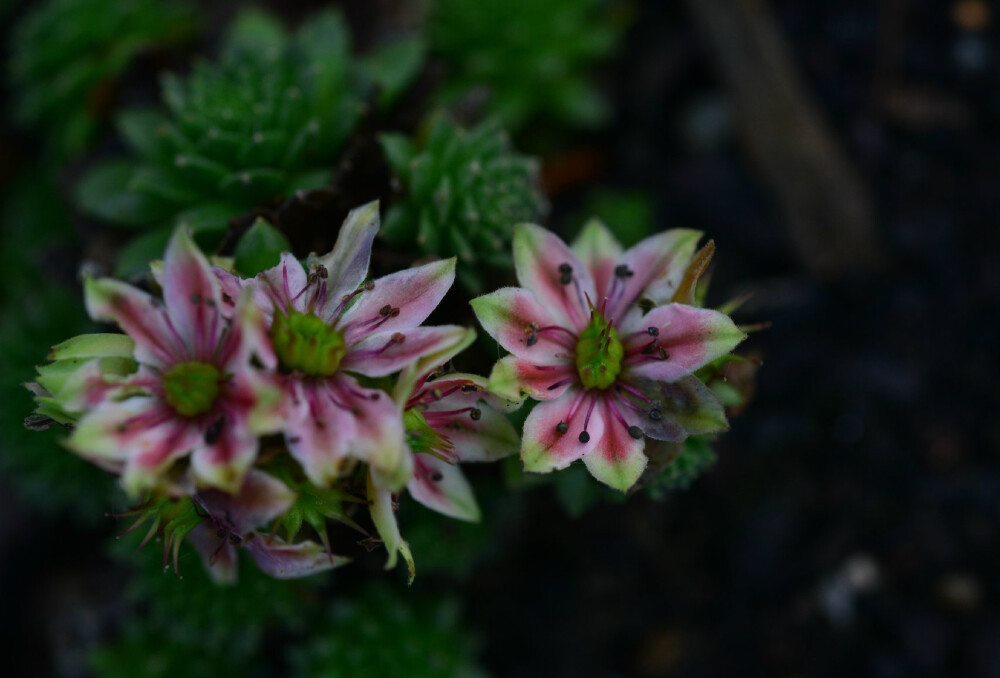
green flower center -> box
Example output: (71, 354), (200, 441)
(270, 310), (346, 376)
(575, 311), (624, 390)
(162, 361), (222, 417)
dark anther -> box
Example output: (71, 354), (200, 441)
(641, 344), (656, 355)
(391, 332), (406, 344)
(228, 533), (243, 545)
(578, 431), (591, 443)
(558, 263), (573, 274)
(217, 528), (227, 539)
(628, 425), (643, 439)
(558, 263), (573, 285)
(370, 392), (380, 400)
(390, 308), (400, 317)
(526, 333), (539, 347)
(461, 384), (478, 392)
(649, 409), (663, 421)
(364, 281), (375, 291)
(315, 266), (328, 279)
(647, 327), (659, 336)
(658, 347), (670, 360)
(221, 293), (234, 305)
(547, 381), (563, 390)
(204, 416), (226, 445)
(190, 293), (202, 304)
(431, 471), (444, 482)
(379, 304), (392, 317)
(638, 297), (654, 311)
(556, 421), (569, 434)
(470, 408), (482, 421)
(614, 265), (634, 278)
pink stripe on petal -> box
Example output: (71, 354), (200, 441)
(521, 387), (606, 473)
(256, 252), (309, 314)
(603, 229), (702, 320)
(407, 453), (480, 522)
(120, 418), (201, 496)
(281, 380), (356, 487)
(488, 355), (577, 403)
(624, 304), (745, 382)
(581, 398), (648, 492)
(512, 223), (596, 331)
(190, 412), (259, 493)
(332, 375), (411, 490)
(244, 535), (348, 579)
(341, 325), (470, 378)
(571, 218), (623, 301)
(161, 229), (225, 360)
(338, 259), (456, 343)
(470, 287), (575, 361)
(196, 469), (297, 534)
(312, 201), (380, 313)
(84, 278), (185, 367)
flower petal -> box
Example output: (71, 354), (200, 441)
(421, 374), (521, 462)
(618, 374), (728, 442)
(513, 223), (596, 330)
(487, 355), (576, 403)
(84, 277), (186, 367)
(342, 325), (472, 378)
(393, 328), (477, 405)
(189, 410), (260, 493)
(367, 470), (415, 581)
(161, 228), (225, 361)
(521, 387), (606, 474)
(282, 380), (357, 487)
(603, 229), (702, 319)
(312, 201), (380, 309)
(571, 218), (623, 298)
(407, 454), (480, 522)
(470, 287), (574, 361)
(338, 258), (456, 342)
(582, 399), (648, 492)
(187, 524), (239, 585)
(625, 304), (745, 382)
(254, 252), (309, 316)
(216, 287), (278, 371)
(196, 469), (297, 534)
(244, 535), (349, 579)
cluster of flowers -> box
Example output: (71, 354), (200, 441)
(27, 203), (745, 582)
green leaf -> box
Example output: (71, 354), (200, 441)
(117, 108), (171, 162)
(114, 226), (173, 278)
(359, 36), (426, 110)
(233, 218), (290, 276)
(76, 161), (172, 227)
(379, 133), (416, 179)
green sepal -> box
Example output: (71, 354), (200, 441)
(234, 219), (291, 277)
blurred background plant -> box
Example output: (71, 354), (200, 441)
(8, 0), (200, 162)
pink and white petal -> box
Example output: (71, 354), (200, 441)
(189, 412), (260, 493)
(118, 418), (202, 497)
(216, 288), (278, 371)
(429, 405), (520, 463)
(419, 372), (518, 414)
(236, 370), (286, 436)
(512, 223), (596, 331)
(84, 277), (186, 367)
(254, 252), (310, 315)
(211, 267), (249, 318)
(338, 258), (456, 342)
(331, 375), (411, 490)
(66, 394), (164, 470)
(625, 304), (745, 382)
(392, 328), (477, 405)
(312, 201), (380, 310)
(282, 380), (357, 487)
(487, 355), (576, 403)
(187, 524), (239, 585)
(582, 398), (648, 492)
(521, 388), (606, 474)
(367, 471), (415, 580)
(196, 469), (297, 533)
(244, 535), (349, 579)
(605, 229), (702, 319)
(342, 325), (472, 379)
(571, 218), (623, 299)
(407, 454), (480, 522)
(160, 228), (226, 360)
(469, 287), (575, 361)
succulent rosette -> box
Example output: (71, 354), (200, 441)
(367, 328), (520, 576)
(213, 202), (466, 493)
(471, 221), (746, 492)
(67, 228), (281, 496)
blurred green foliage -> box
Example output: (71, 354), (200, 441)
(381, 115), (547, 290)
(0, 168), (115, 519)
(8, 0), (200, 160)
(429, 0), (625, 133)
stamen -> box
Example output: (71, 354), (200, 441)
(614, 264), (634, 278)
(558, 262), (573, 285)
(556, 421), (569, 434)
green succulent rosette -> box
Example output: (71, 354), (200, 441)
(9, 0), (200, 160)
(381, 115), (547, 290)
(76, 8), (369, 277)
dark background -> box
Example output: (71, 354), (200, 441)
(2, 1), (999, 676)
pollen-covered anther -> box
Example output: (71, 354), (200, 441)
(614, 265), (634, 278)
(556, 421), (569, 434)
(627, 425), (643, 440)
(578, 431), (590, 443)
(470, 408), (482, 421)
